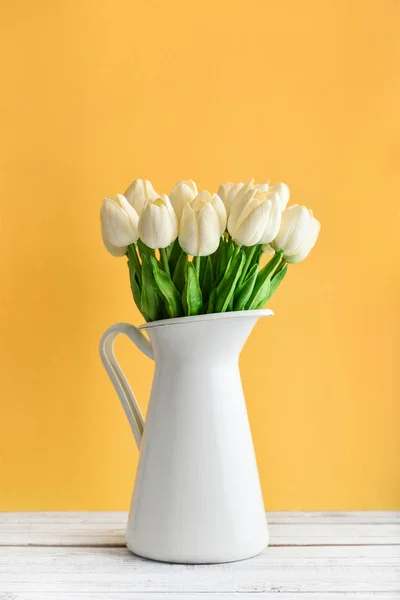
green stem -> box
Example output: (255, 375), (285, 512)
(127, 244), (142, 276)
(232, 242), (241, 259)
(273, 258), (287, 278)
(193, 256), (201, 278)
(160, 247), (170, 276)
(237, 245), (257, 287)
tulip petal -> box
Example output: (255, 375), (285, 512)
(198, 203), (221, 256)
(179, 203), (199, 255)
(227, 187), (255, 234)
(218, 182), (234, 205)
(255, 181), (270, 193)
(285, 218), (321, 263)
(124, 179), (159, 214)
(272, 204), (320, 263)
(270, 182), (290, 210)
(169, 180), (197, 219)
(139, 194), (178, 249)
(100, 196), (139, 246)
(101, 228), (128, 256)
(231, 199), (272, 246)
(211, 193), (227, 235)
(192, 190), (213, 209)
(272, 205), (308, 254)
(259, 192), (282, 244)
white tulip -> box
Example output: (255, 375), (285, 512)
(272, 204), (320, 263)
(179, 192), (224, 256)
(258, 192), (282, 244)
(192, 190), (227, 235)
(169, 179), (198, 219)
(218, 182), (245, 213)
(100, 194), (139, 248)
(139, 194), (178, 249)
(227, 187), (278, 246)
(218, 179), (271, 214)
(269, 182), (290, 210)
(124, 178), (159, 215)
(101, 230), (127, 257)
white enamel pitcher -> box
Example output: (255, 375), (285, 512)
(100, 309), (273, 563)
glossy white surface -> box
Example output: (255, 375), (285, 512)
(100, 310), (273, 563)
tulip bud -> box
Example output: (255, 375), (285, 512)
(218, 182), (245, 214)
(227, 187), (277, 246)
(139, 194), (178, 249)
(192, 190), (227, 235)
(269, 182), (290, 210)
(101, 230), (128, 257)
(179, 192), (224, 256)
(124, 178), (159, 215)
(258, 192), (282, 244)
(169, 180), (198, 220)
(100, 194), (139, 248)
(272, 204), (320, 263)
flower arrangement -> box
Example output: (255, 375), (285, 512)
(100, 178), (320, 322)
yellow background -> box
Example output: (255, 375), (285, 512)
(0, 0), (399, 510)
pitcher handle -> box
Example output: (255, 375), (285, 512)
(99, 323), (154, 449)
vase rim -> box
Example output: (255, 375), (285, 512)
(139, 309), (274, 330)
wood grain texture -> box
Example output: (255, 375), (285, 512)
(1, 595), (399, 600)
(0, 512), (398, 599)
(0, 546), (399, 594)
(1, 511), (399, 547)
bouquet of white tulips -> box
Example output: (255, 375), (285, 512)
(100, 178), (320, 322)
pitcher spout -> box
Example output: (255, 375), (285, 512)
(140, 309), (274, 362)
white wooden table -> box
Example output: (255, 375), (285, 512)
(0, 512), (398, 598)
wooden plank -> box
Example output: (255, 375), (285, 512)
(0, 512), (399, 547)
(1, 511), (398, 524)
(1, 593), (399, 600)
(267, 512), (400, 524)
(0, 546), (398, 594)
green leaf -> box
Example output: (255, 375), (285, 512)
(126, 244), (142, 278)
(140, 254), (162, 322)
(247, 276), (271, 310)
(236, 244), (259, 289)
(168, 238), (182, 273)
(172, 251), (187, 293)
(127, 258), (142, 308)
(215, 250), (246, 312)
(245, 251), (283, 310)
(234, 264), (258, 311)
(198, 255), (206, 282)
(182, 261), (203, 316)
(216, 239), (227, 279)
(150, 256), (183, 318)
(216, 238), (236, 280)
(212, 237), (223, 271)
(207, 287), (217, 313)
(248, 264), (287, 311)
(201, 256), (214, 305)
(262, 250), (283, 278)
(267, 263), (288, 301)
(250, 244), (263, 270)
